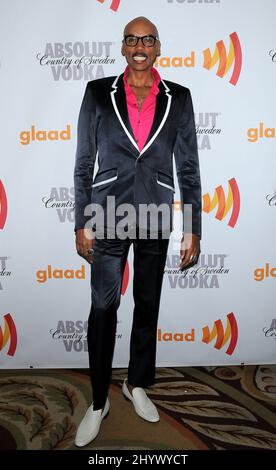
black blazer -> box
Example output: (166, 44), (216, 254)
(74, 73), (201, 237)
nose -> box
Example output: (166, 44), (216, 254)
(136, 37), (145, 46)
(133, 39), (147, 53)
(134, 38), (146, 50)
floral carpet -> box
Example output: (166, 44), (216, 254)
(0, 365), (275, 450)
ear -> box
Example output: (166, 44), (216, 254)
(156, 41), (161, 57)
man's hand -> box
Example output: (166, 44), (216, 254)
(179, 233), (200, 271)
(75, 228), (95, 264)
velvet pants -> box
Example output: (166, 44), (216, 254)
(87, 230), (169, 410)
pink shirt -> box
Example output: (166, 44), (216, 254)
(123, 65), (161, 152)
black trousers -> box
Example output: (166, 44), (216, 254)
(87, 230), (170, 410)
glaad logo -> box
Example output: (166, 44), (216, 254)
(0, 313), (17, 356)
(36, 262), (130, 292)
(0, 257), (11, 291)
(202, 312), (238, 355)
(247, 123), (275, 142)
(20, 125), (71, 145)
(97, 0), (121, 11)
(0, 180), (8, 230)
(203, 178), (240, 228)
(157, 312), (238, 356)
(203, 32), (242, 86)
(154, 32), (242, 86)
(36, 265), (86, 283)
(50, 320), (122, 352)
(263, 319), (276, 341)
(154, 52), (195, 68)
(42, 188), (75, 223)
(157, 328), (194, 342)
(195, 112), (221, 150)
(165, 253), (229, 288)
(37, 42), (115, 81)
(254, 263), (276, 281)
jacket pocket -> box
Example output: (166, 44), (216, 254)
(156, 171), (175, 193)
(92, 168), (118, 188)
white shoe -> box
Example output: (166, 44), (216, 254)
(122, 379), (159, 423)
(74, 398), (110, 447)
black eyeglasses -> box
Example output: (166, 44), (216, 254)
(124, 35), (159, 47)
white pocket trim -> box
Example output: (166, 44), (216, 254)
(92, 175), (118, 188)
(157, 179), (175, 193)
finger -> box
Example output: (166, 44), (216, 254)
(85, 254), (94, 264)
(180, 248), (186, 260)
(85, 249), (94, 264)
(180, 250), (192, 269)
(78, 251), (94, 264)
(77, 247), (93, 262)
(76, 240), (93, 257)
(83, 245), (95, 264)
(180, 249), (197, 270)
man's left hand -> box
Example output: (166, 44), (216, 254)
(179, 233), (200, 271)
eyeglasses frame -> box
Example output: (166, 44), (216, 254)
(123, 34), (159, 47)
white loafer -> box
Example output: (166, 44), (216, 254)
(74, 398), (110, 447)
(122, 379), (159, 423)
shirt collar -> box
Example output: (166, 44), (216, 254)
(123, 65), (161, 96)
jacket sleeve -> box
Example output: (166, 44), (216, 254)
(74, 83), (97, 232)
(173, 88), (202, 239)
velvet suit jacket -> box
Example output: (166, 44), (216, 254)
(74, 73), (202, 237)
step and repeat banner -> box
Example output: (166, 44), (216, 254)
(0, 0), (275, 368)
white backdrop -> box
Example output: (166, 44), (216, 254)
(0, 0), (275, 368)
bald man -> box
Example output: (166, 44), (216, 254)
(74, 16), (201, 446)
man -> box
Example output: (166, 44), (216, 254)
(73, 16), (201, 446)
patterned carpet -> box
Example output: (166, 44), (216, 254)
(0, 365), (275, 450)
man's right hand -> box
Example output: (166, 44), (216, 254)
(75, 228), (95, 264)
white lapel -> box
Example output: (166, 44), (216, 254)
(110, 75), (139, 152)
(110, 75), (172, 156)
(140, 80), (172, 157)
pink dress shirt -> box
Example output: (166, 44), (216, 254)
(123, 65), (161, 152)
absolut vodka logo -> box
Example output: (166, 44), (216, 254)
(42, 187), (75, 223)
(50, 321), (88, 352)
(263, 319), (276, 341)
(50, 320), (122, 352)
(0, 257), (11, 291)
(37, 41), (115, 81)
(195, 112), (221, 150)
(266, 190), (276, 206)
(165, 253), (229, 288)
